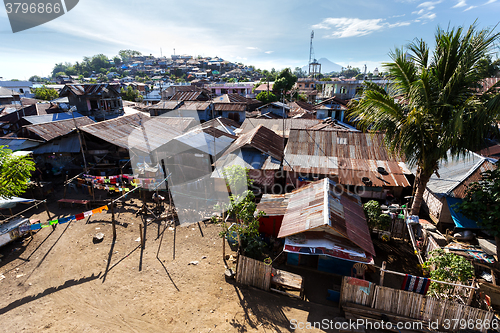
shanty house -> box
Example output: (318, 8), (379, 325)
(213, 125), (283, 192)
(278, 178), (376, 276)
(421, 151), (496, 230)
(59, 84), (123, 120)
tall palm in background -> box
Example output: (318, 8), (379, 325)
(349, 24), (500, 215)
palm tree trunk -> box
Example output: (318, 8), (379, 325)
(411, 170), (433, 216)
(496, 236), (500, 261)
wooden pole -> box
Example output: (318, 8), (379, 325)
(172, 223), (176, 260)
(139, 223), (144, 248)
(380, 261), (386, 287)
(64, 175), (68, 199)
(492, 269), (496, 286)
(111, 202), (116, 239)
(467, 278), (476, 306)
(44, 201), (55, 230)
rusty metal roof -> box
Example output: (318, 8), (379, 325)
(238, 118), (323, 138)
(283, 129), (410, 188)
(198, 117), (240, 134)
(277, 179), (375, 254)
(222, 124), (284, 161)
(147, 100), (183, 110)
(80, 113), (187, 153)
(277, 178), (375, 256)
(24, 116), (95, 141)
(169, 91), (210, 101)
(213, 94), (252, 103)
(256, 193), (291, 216)
(59, 84), (121, 97)
(213, 103), (247, 112)
(177, 101), (211, 111)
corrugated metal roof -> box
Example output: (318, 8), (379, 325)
(0, 137), (42, 151)
(214, 103), (247, 112)
(256, 193), (291, 216)
(24, 116), (95, 141)
(59, 84), (121, 97)
(198, 117), (240, 135)
(421, 150), (495, 197)
(177, 101), (211, 111)
(147, 100), (183, 110)
(213, 94), (252, 103)
(22, 112), (84, 125)
(283, 129), (410, 188)
(32, 135), (81, 154)
(222, 124), (284, 161)
(277, 178), (375, 256)
(170, 91), (210, 101)
(173, 127), (235, 156)
(80, 114), (197, 153)
(238, 118), (323, 138)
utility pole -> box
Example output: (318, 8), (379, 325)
(70, 106), (88, 173)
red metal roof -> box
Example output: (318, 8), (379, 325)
(277, 178), (375, 256)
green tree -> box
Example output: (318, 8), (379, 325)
(272, 68), (297, 99)
(119, 49), (142, 63)
(29, 75), (42, 82)
(113, 56), (122, 66)
(121, 86), (143, 102)
(459, 162), (500, 258)
(423, 249), (474, 294)
(33, 86), (59, 101)
(214, 166), (266, 260)
(349, 23), (500, 215)
(256, 91), (278, 104)
(293, 67), (307, 78)
(0, 146), (35, 198)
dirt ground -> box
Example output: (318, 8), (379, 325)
(0, 198), (344, 333)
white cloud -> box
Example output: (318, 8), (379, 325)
(246, 47), (259, 50)
(485, 0), (497, 4)
(312, 18), (408, 38)
(464, 5), (477, 10)
(453, 0), (467, 7)
(264, 51), (274, 54)
(417, 0), (442, 9)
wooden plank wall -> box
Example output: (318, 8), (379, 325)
(340, 276), (375, 307)
(348, 285), (495, 332)
(390, 218), (408, 240)
(235, 255), (272, 291)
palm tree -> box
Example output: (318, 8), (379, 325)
(349, 23), (500, 215)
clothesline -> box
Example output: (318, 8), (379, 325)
(27, 205), (109, 231)
(380, 267), (477, 289)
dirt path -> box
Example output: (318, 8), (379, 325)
(0, 202), (341, 332)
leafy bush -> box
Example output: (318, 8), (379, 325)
(423, 249), (474, 294)
(363, 200), (391, 231)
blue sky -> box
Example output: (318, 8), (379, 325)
(0, 0), (499, 80)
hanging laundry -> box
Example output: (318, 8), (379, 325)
(401, 274), (431, 295)
(30, 224), (42, 230)
(59, 217), (72, 224)
(83, 211), (93, 218)
(75, 213), (85, 221)
(19, 225), (31, 233)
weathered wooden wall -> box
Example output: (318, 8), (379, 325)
(235, 255), (272, 291)
(342, 280), (494, 332)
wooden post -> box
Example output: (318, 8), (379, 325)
(222, 220), (226, 260)
(64, 175), (68, 198)
(44, 201), (55, 230)
(467, 278), (476, 306)
(173, 223), (176, 260)
(492, 269), (496, 286)
(380, 261), (386, 287)
(139, 223), (144, 248)
(111, 202), (116, 239)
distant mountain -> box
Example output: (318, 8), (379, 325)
(301, 58), (342, 74)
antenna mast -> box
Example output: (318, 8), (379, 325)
(308, 30), (321, 79)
